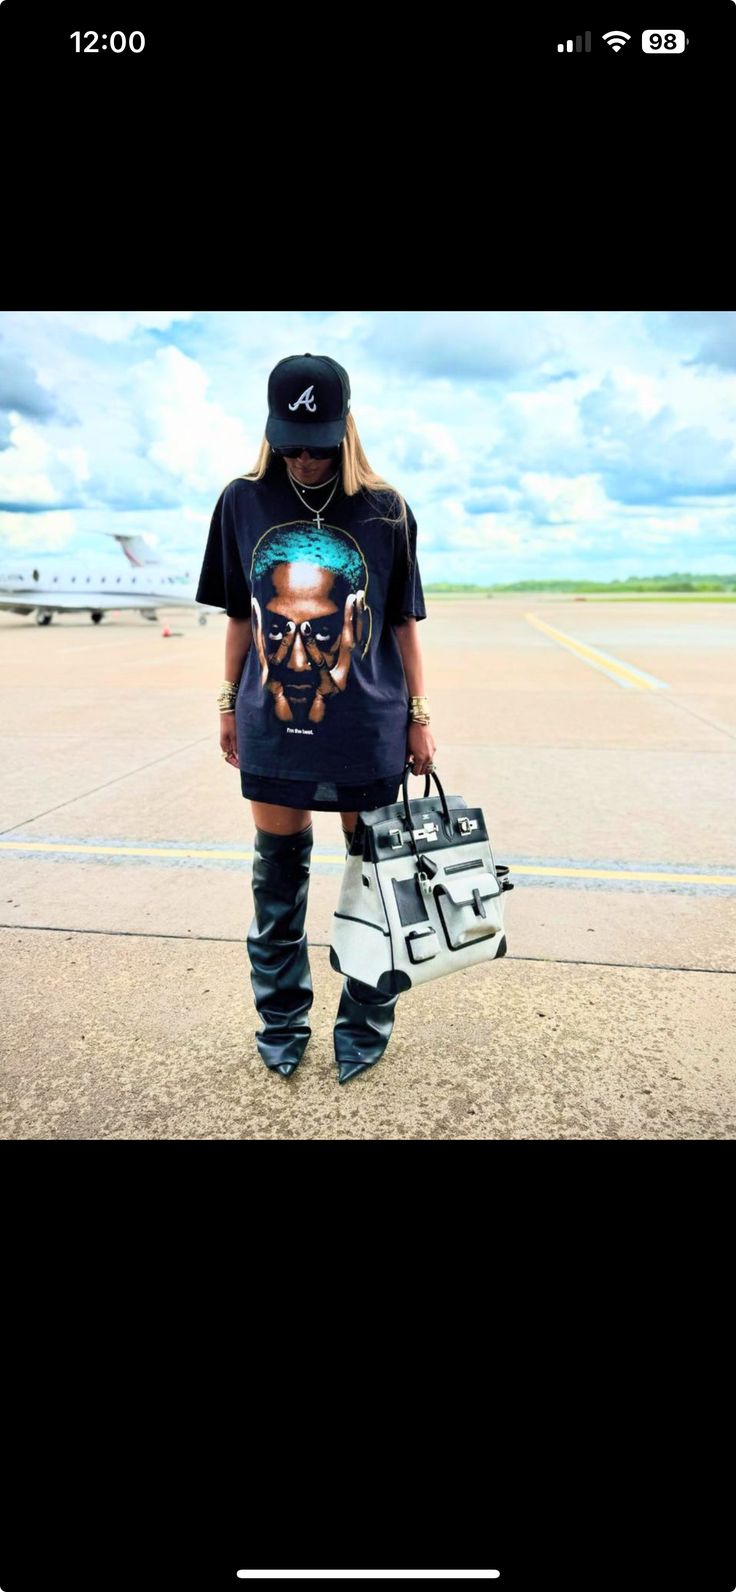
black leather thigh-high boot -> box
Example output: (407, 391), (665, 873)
(333, 976), (401, 1084)
(246, 822), (314, 1078)
(334, 825), (400, 1084)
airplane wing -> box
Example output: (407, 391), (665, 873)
(0, 592), (224, 612)
(0, 594), (159, 612)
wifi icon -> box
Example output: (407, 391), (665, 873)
(602, 29), (631, 50)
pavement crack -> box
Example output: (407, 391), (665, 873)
(0, 734), (217, 836)
(0, 921), (733, 975)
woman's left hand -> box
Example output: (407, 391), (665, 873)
(407, 720), (437, 776)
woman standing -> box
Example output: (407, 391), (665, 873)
(196, 353), (437, 1083)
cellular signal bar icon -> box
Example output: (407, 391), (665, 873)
(557, 31), (592, 51)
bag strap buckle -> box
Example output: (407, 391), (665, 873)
(457, 816), (478, 835)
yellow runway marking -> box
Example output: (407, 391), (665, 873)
(0, 839), (732, 887)
(526, 613), (670, 689)
(0, 840), (257, 861)
(509, 864), (733, 885)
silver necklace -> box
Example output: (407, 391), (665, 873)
(286, 465), (341, 529)
(294, 468), (339, 490)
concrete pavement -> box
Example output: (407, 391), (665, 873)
(1, 595), (734, 1138)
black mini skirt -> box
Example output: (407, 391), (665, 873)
(240, 769), (406, 813)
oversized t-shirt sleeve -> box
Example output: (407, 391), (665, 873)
(386, 502), (427, 626)
(195, 482), (252, 618)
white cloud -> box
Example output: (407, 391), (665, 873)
(518, 472), (610, 523)
(0, 417), (87, 505)
(127, 346), (253, 491)
(2, 309), (736, 581)
(56, 445), (90, 483)
(607, 365), (663, 420)
(30, 311), (194, 343)
(313, 312), (370, 341)
(0, 510), (78, 550)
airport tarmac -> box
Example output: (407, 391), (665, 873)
(1, 594), (734, 1139)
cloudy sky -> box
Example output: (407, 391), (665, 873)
(1, 309), (735, 583)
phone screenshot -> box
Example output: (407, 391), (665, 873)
(0, 2), (733, 1589)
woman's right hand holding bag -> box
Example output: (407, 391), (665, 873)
(220, 711), (239, 768)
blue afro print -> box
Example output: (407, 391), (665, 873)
(252, 522), (365, 590)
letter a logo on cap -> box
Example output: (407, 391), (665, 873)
(289, 384), (318, 413)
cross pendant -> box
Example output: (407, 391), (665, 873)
(314, 510), (323, 528)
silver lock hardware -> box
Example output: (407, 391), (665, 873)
(457, 816), (478, 835)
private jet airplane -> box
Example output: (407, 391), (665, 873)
(0, 532), (222, 624)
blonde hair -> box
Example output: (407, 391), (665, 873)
(241, 409), (413, 564)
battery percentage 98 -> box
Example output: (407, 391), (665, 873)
(642, 29), (688, 52)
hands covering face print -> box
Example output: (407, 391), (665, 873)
(252, 588), (368, 724)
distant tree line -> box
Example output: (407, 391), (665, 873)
(425, 573), (736, 593)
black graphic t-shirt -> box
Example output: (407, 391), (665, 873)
(195, 460), (427, 782)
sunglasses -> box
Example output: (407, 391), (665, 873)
(272, 444), (342, 459)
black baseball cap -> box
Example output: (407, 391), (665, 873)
(266, 352), (351, 449)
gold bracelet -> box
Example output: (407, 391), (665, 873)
(409, 693), (430, 725)
(217, 677), (239, 712)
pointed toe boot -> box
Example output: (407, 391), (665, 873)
(246, 822), (314, 1076)
(337, 1056), (375, 1085)
(333, 974), (400, 1083)
(333, 825), (400, 1083)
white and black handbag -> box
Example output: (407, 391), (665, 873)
(329, 761), (514, 993)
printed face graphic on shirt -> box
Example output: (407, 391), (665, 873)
(249, 521), (373, 724)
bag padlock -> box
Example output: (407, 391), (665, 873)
(417, 853), (439, 898)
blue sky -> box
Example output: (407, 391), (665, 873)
(1, 309), (735, 582)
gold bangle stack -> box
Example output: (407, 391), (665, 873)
(409, 694), (430, 725)
(218, 678), (427, 722)
(217, 678), (240, 713)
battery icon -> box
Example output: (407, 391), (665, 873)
(641, 28), (688, 51)
(557, 32), (592, 50)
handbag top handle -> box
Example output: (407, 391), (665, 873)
(400, 760), (452, 862)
